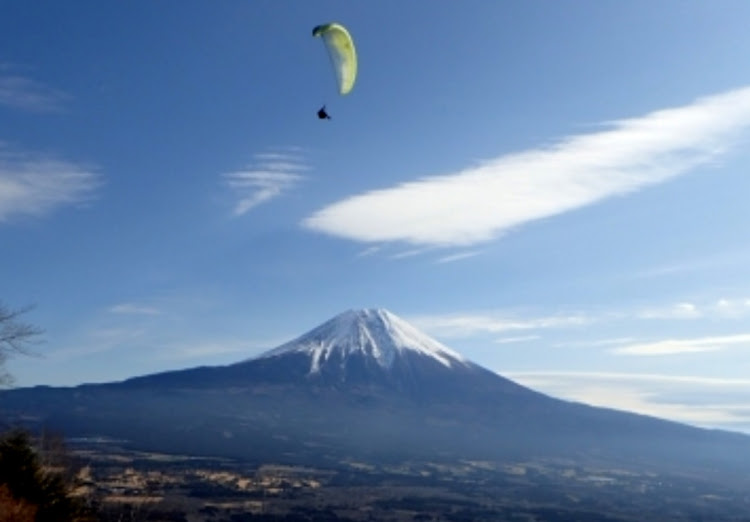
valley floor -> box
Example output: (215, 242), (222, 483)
(69, 440), (750, 522)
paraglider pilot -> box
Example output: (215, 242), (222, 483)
(317, 105), (331, 120)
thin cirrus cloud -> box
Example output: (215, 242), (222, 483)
(436, 251), (481, 264)
(505, 371), (750, 431)
(50, 327), (149, 361)
(714, 298), (750, 318)
(389, 248), (429, 260)
(161, 340), (263, 361)
(109, 303), (162, 316)
(408, 312), (591, 338)
(612, 333), (750, 356)
(303, 86), (750, 247)
(494, 335), (540, 344)
(634, 248), (750, 279)
(0, 70), (69, 112)
(636, 302), (702, 320)
(635, 298), (750, 322)
(224, 151), (307, 216)
(507, 370), (750, 387)
(356, 246), (381, 257)
(0, 144), (99, 222)
(409, 295), (750, 341)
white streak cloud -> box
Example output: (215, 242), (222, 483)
(507, 371), (750, 431)
(0, 145), (99, 222)
(409, 312), (591, 338)
(637, 302), (701, 320)
(356, 245), (381, 257)
(389, 248), (428, 260)
(632, 297), (750, 322)
(413, 294), (750, 343)
(224, 151), (306, 216)
(508, 371), (750, 387)
(0, 71), (69, 112)
(109, 303), (162, 316)
(552, 337), (637, 349)
(436, 251), (481, 263)
(714, 298), (750, 318)
(613, 333), (750, 356)
(494, 335), (540, 344)
(303, 87), (750, 247)
(162, 340), (261, 360)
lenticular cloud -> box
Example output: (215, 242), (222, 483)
(303, 87), (750, 247)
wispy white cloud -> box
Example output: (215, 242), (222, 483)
(552, 337), (636, 348)
(52, 323), (280, 364)
(157, 334), (293, 361)
(0, 69), (69, 112)
(415, 294), (750, 342)
(356, 245), (381, 257)
(224, 150), (306, 216)
(634, 249), (750, 279)
(51, 327), (149, 360)
(389, 248), (429, 260)
(225, 172), (301, 216)
(303, 87), (750, 247)
(494, 335), (540, 344)
(159, 340), (266, 361)
(633, 297), (750, 322)
(714, 298), (750, 318)
(507, 371), (750, 387)
(632, 297), (739, 323)
(613, 333), (750, 356)
(506, 371), (750, 431)
(409, 312), (591, 338)
(0, 144), (99, 222)
(436, 250), (481, 263)
(254, 152), (295, 161)
(257, 161), (308, 172)
(254, 148), (305, 162)
(109, 303), (162, 316)
(637, 302), (701, 320)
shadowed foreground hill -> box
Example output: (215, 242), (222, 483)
(0, 431), (93, 521)
(1, 309), (749, 481)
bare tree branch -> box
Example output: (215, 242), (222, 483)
(0, 302), (43, 386)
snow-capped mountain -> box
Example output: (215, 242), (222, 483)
(2, 308), (750, 474)
(83, 308), (524, 399)
(231, 308), (527, 400)
(259, 308), (467, 372)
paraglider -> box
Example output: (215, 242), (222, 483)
(313, 22), (356, 119)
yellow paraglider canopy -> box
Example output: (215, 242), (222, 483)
(313, 23), (357, 95)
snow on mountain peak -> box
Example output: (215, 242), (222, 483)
(258, 308), (466, 373)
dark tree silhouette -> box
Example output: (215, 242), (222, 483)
(0, 484), (36, 522)
(0, 430), (93, 521)
(0, 302), (43, 386)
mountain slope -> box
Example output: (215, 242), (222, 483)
(116, 308), (532, 401)
(1, 308), (749, 475)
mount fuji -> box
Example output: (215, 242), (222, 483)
(261, 308), (468, 375)
(115, 308), (532, 403)
(1, 309), (749, 473)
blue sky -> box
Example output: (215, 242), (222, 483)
(3, 1), (750, 432)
